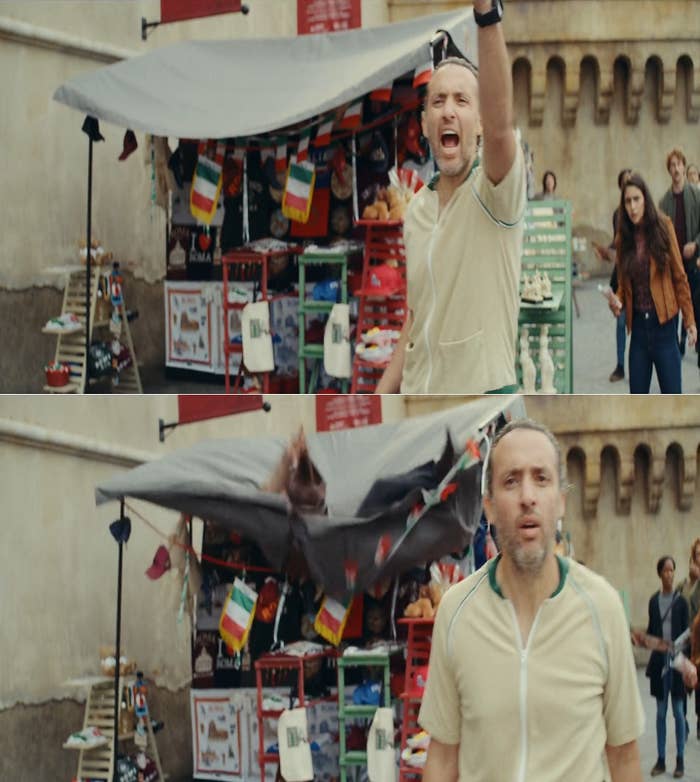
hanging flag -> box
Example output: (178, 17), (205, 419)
(340, 99), (363, 130)
(296, 128), (312, 163)
(314, 595), (353, 646)
(313, 118), (334, 148)
(370, 82), (393, 102)
(413, 60), (433, 88)
(219, 577), (258, 653)
(190, 140), (226, 225)
(344, 560), (358, 591)
(282, 159), (316, 224)
(374, 535), (392, 566)
(275, 139), (288, 174)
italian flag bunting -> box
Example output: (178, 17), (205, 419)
(340, 100), (363, 129)
(282, 159), (316, 224)
(314, 118), (334, 148)
(413, 60), (433, 88)
(297, 128), (311, 163)
(190, 140), (226, 225)
(219, 578), (258, 653)
(370, 82), (393, 102)
(275, 139), (288, 175)
(314, 594), (353, 647)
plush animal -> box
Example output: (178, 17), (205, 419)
(403, 585), (435, 619)
(362, 185), (411, 222)
(79, 238), (112, 266)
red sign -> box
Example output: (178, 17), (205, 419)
(315, 395), (382, 432)
(297, 0), (361, 35)
(177, 394), (264, 425)
(161, 0), (242, 24)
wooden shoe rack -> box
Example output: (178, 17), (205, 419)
(67, 677), (164, 781)
(43, 266), (141, 393)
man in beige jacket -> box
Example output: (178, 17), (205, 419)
(419, 419), (645, 782)
(376, 0), (526, 394)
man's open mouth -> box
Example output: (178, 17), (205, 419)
(441, 131), (459, 148)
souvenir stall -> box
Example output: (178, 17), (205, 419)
(53, 9), (477, 392)
(92, 397), (524, 780)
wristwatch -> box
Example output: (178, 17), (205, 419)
(474, 0), (504, 27)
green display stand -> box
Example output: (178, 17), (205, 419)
(517, 199), (574, 393)
(337, 653), (392, 782)
(297, 250), (349, 393)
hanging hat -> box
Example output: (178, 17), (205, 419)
(368, 131), (390, 173)
(118, 130), (138, 161)
(255, 578), (281, 623)
(404, 115), (427, 158)
(145, 545), (171, 580)
(222, 154), (243, 198)
(357, 264), (403, 297)
(82, 115), (105, 142)
(109, 517), (131, 543)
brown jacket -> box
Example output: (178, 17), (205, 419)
(615, 214), (695, 333)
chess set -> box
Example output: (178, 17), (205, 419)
(520, 268), (552, 305)
(518, 324), (558, 394)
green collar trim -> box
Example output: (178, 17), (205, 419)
(487, 552), (569, 599)
(427, 155), (481, 191)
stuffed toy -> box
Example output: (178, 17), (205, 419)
(362, 185), (410, 222)
(403, 585), (435, 619)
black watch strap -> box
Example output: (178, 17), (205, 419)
(474, 0), (503, 27)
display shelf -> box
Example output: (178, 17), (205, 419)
(519, 287), (564, 311)
(350, 222), (407, 393)
(254, 648), (337, 782)
(66, 677), (164, 782)
(222, 245), (300, 393)
(43, 266), (141, 394)
(518, 200), (573, 393)
(397, 618), (434, 782)
(337, 652), (392, 782)
(297, 249), (351, 393)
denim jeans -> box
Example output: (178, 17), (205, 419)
(629, 311), (681, 393)
(656, 670), (686, 761)
(616, 310), (626, 368)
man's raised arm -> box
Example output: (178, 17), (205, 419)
(473, 0), (516, 184)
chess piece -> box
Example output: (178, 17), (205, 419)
(541, 270), (553, 300)
(519, 327), (537, 393)
(521, 273), (543, 304)
(531, 269), (544, 302)
(539, 325), (557, 393)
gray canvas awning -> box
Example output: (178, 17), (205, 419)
(53, 9), (476, 139)
(95, 396), (524, 596)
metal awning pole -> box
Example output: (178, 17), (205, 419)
(110, 500), (129, 782)
(85, 135), (93, 389)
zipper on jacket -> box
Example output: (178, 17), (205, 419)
(507, 601), (545, 782)
(422, 224), (439, 392)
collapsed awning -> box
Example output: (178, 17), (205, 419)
(53, 9), (476, 139)
(95, 396), (524, 596)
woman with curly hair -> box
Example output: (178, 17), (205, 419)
(608, 172), (696, 392)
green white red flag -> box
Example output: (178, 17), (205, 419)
(219, 577), (258, 652)
(190, 140), (225, 225)
(282, 159), (316, 223)
(314, 594), (353, 646)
